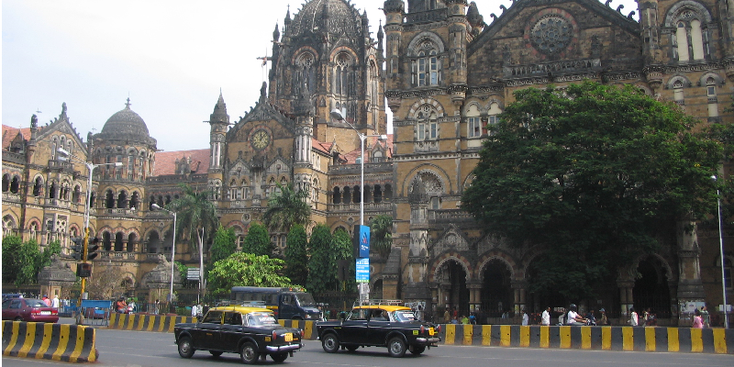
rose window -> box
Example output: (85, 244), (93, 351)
(531, 16), (572, 55)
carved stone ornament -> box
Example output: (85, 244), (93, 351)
(531, 16), (572, 55)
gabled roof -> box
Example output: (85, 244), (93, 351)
(228, 96), (295, 140)
(2, 125), (32, 150)
(341, 134), (393, 164)
(312, 138), (333, 155)
(153, 149), (210, 176)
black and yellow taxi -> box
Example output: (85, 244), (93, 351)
(174, 304), (303, 364)
(316, 301), (440, 357)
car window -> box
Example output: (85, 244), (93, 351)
(10, 300), (22, 309)
(247, 312), (277, 326)
(394, 310), (417, 322)
(26, 300), (46, 308)
(371, 309), (389, 321)
(349, 308), (368, 320)
(225, 312), (242, 325)
(202, 311), (222, 324)
(2, 300), (10, 309)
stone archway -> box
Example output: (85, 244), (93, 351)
(633, 255), (673, 319)
(480, 259), (514, 317)
(434, 258), (469, 320)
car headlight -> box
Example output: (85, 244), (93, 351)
(305, 314), (312, 319)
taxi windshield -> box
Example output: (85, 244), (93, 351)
(393, 310), (417, 322)
(247, 312), (278, 326)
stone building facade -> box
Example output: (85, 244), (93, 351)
(2, 0), (733, 323)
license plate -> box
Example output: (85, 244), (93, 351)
(428, 328), (434, 336)
(284, 333), (293, 342)
(40, 311), (51, 315)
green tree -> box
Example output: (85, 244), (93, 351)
(165, 183), (219, 258)
(284, 224), (308, 287)
(461, 81), (722, 301)
(209, 225), (237, 265)
(333, 227), (356, 292)
(307, 224), (339, 293)
(2, 235), (23, 283)
(242, 222), (272, 257)
(370, 215), (393, 258)
(262, 183), (311, 233)
(207, 252), (295, 299)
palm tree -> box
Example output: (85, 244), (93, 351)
(370, 215), (393, 259)
(166, 183), (219, 260)
(262, 182), (311, 233)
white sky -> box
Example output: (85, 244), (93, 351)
(2, 0), (638, 152)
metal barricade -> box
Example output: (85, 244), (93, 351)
(79, 300), (112, 326)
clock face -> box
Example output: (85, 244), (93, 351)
(252, 129), (270, 150)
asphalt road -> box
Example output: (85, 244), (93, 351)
(2, 324), (733, 366)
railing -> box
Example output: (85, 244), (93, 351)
(504, 58), (601, 78)
(428, 209), (474, 223)
(406, 8), (447, 24)
(327, 202), (393, 212)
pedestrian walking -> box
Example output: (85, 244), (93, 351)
(541, 306), (551, 325)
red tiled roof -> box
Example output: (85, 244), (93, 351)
(2, 125), (32, 150)
(312, 138), (333, 154)
(342, 134), (393, 164)
(153, 149), (210, 176)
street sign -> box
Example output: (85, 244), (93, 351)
(187, 267), (200, 281)
(356, 258), (369, 283)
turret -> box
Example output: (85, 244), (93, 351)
(208, 91), (229, 173)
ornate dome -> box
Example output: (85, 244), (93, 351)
(99, 98), (151, 141)
(287, 0), (365, 40)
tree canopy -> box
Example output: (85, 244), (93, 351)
(370, 215), (393, 258)
(284, 224), (308, 287)
(2, 236), (60, 286)
(165, 183), (218, 257)
(461, 81), (723, 301)
(207, 252), (295, 299)
(209, 225), (237, 266)
(242, 222), (272, 257)
(263, 183), (311, 233)
(307, 224), (340, 293)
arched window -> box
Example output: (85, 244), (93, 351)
(343, 186), (351, 204)
(2, 174), (9, 192)
(333, 187), (341, 204)
(412, 40), (440, 87)
(130, 192), (140, 210)
(106, 190), (115, 208)
(127, 233), (137, 252)
(667, 4), (711, 62)
(416, 105), (439, 141)
(72, 185), (82, 204)
(706, 76), (719, 119)
(295, 52), (316, 95)
(114, 232), (124, 251)
(103, 232), (112, 251)
(117, 191), (128, 209)
(33, 177), (43, 197)
(466, 104), (482, 139)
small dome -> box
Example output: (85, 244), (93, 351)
(100, 98), (151, 140)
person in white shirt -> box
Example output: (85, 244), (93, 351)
(541, 306), (551, 325)
(51, 295), (60, 309)
(566, 304), (587, 325)
(521, 309), (529, 326)
(629, 307), (639, 326)
(191, 304), (199, 318)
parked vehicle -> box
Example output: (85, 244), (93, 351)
(316, 300), (441, 357)
(2, 298), (59, 323)
(174, 304), (303, 364)
(230, 286), (321, 320)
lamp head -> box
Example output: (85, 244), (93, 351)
(330, 109), (344, 121)
(378, 135), (388, 141)
(152, 203), (162, 210)
(711, 175), (718, 181)
(57, 147), (70, 156)
(113, 162), (123, 167)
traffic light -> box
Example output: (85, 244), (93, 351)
(86, 237), (100, 261)
(71, 237), (84, 260)
(76, 263), (92, 278)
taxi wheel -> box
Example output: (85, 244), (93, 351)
(271, 353), (288, 363)
(409, 345), (426, 355)
(209, 351), (223, 357)
(240, 342), (259, 364)
(177, 337), (195, 358)
(387, 337), (407, 358)
(322, 333), (340, 353)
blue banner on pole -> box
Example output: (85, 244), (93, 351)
(356, 258), (370, 283)
(358, 225), (370, 258)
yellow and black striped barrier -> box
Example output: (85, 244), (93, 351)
(107, 313), (195, 332)
(1, 320), (98, 362)
(440, 324), (733, 354)
(278, 319), (316, 340)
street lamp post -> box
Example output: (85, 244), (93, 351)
(712, 175), (730, 329)
(57, 148), (121, 306)
(331, 110), (387, 302)
(152, 203), (177, 306)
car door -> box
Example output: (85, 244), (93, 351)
(340, 308), (369, 344)
(5, 299), (23, 320)
(220, 311), (244, 352)
(367, 309), (391, 345)
(194, 311), (222, 350)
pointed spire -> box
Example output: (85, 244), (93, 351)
(283, 5), (291, 31)
(125, 97), (132, 109)
(273, 22), (280, 41)
(210, 90), (229, 125)
(377, 20), (384, 49)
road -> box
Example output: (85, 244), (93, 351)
(2, 325), (733, 366)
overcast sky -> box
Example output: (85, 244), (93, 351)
(3, 0), (638, 152)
